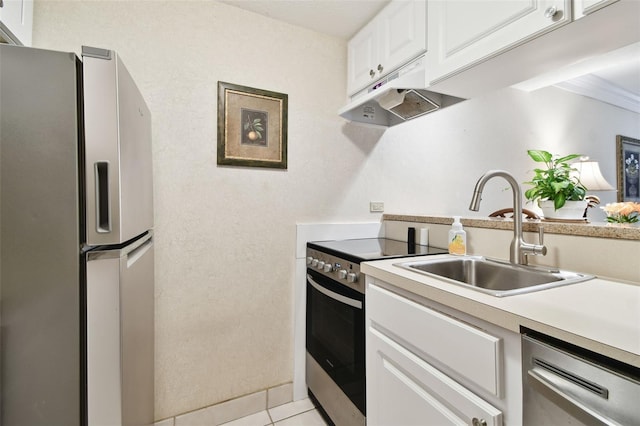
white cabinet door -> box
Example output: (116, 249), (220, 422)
(367, 326), (503, 426)
(347, 20), (378, 96)
(0, 0), (33, 46)
(574, 0), (618, 19)
(428, 0), (570, 83)
(346, 0), (426, 95)
(378, 0), (426, 80)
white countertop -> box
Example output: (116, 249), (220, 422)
(362, 254), (640, 368)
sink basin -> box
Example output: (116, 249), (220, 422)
(395, 255), (593, 297)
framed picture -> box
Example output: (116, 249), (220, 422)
(217, 81), (288, 169)
(616, 135), (640, 202)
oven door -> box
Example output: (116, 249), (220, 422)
(306, 268), (365, 414)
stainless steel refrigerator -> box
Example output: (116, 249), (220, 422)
(0, 44), (154, 425)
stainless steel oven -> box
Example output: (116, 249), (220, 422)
(305, 238), (447, 426)
(306, 266), (365, 426)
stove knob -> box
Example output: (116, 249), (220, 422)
(311, 259), (319, 267)
(338, 269), (348, 280)
(347, 272), (358, 283)
(317, 261), (325, 269)
(306, 256), (313, 265)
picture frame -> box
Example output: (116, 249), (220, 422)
(616, 135), (640, 202)
(217, 81), (288, 169)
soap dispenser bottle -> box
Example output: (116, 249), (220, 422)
(448, 216), (467, 255)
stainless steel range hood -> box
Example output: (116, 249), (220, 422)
(338, 56), (466, 127)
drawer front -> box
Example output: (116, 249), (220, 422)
(367, 326), (502, 426)
(367, 283), (502, 396)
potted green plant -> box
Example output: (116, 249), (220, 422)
(523, 149), (588, 219)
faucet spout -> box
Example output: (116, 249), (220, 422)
(468, 170), (546, 265)
(469, 188), (484, 212)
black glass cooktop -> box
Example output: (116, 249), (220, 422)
(307, 238), (447, 264)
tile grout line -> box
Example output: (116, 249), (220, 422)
(265, 397), (274, 426)
(158, 384), (299, 426)
(270, 406), (317, 425)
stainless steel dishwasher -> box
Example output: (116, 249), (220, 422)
(522, 332), (640, 425)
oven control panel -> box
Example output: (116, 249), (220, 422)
(306, 248), (364, 294)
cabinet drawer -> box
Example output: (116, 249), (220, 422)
(367, 327), (502, 426)
(367, 283), (503, 397)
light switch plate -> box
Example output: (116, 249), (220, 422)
(370, 202), (384, 212)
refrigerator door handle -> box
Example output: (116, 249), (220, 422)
(95, 161), (111, 233)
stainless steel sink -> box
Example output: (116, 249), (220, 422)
(395, 255), (593, 297)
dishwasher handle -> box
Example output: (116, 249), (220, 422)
(527, 370), (619, 426)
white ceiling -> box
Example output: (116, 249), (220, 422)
(220, 0), (390, 39)
(592, 59), (640, 95)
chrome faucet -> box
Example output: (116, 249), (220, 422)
(469, 170), (546, 265)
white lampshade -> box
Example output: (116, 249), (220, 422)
(572, 159), (615, 191)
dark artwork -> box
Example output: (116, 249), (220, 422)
(624, 149), (639, 199)
(241, 108), (268, 147)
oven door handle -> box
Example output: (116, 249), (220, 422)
(307, 275), (363, 309)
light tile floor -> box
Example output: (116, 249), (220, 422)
(219, 398), (329, 426)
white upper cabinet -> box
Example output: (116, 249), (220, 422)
(348, 19), (378, 95)
(379, 1), (427, 79)
(0, 0), (33, 46)
(428, 0), (571, 84)
(574, 0), (618, 18)
(426, 0), (638, 99)
(347, 0), (426, 96)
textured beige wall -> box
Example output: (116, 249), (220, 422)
(368, 85), (640, 220)
(32, 0), (382, 420)
(31, 0), (640, 421)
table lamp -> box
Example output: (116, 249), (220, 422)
(572, 157), (615, 218)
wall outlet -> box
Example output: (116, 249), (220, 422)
(370, 202), (384, 212)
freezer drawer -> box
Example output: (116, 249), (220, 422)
(87, 232), (155, 426)
(83, 46), (153, 246)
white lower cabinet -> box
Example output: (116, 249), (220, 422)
(369, 327), (502, 426)
(366, 279), (523, 425)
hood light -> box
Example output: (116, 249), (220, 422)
(379, 89), (441, 120)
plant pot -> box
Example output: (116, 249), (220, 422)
(539, 200), (589, 220)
